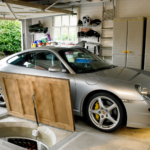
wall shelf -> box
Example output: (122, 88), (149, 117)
(101, 28), (113, 30)
(77, 25), (101, 28)
(101, 37), (113, 39)
(101, 47), (112, 50)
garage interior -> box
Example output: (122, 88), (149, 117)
(0, 0), (150, 150)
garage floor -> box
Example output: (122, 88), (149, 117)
(0, 106), (7, 116)
(0, 107), (150, 150)
(63, 116), (150, 150)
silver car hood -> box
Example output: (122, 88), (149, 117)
(86, 66), (150, 88)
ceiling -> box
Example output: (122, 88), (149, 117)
(0, 0), (111, 20)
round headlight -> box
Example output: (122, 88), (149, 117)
(135, 85), (150, 100)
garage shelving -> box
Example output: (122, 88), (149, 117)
(101, 37), (113, 39)
(77, 24), (101, 27)
(101, 28), (113, 30)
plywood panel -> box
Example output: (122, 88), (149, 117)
(0, 72), (74, 132)
(17, 80), (35, 120)
(33, 82), (53, 124)
(51, 84), (69, 125)
(4, 78), (22, 114)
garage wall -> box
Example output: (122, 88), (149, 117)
(30, 4), (104, 45)
(23, 0), (150, 50)
(22, 19), (32, 50)
(32, 17), (53, 41)
(116, 0), (150, 18)
(78, 3), (102, 44)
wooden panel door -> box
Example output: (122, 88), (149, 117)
(126, 18), (144, 69)
(0, 73), (74, 132)
(17, 80), (35, 121)
(32, 81), (55, 125)
(113, 19), (128, 66)
(0, 76), (24, 118)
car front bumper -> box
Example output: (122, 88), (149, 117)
(124, 99), (150, 128)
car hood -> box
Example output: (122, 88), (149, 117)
(86, 66), (150, 88)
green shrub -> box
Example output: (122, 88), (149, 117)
(0, 20), (21, 55)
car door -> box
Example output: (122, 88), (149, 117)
(19, 50), (76, 108)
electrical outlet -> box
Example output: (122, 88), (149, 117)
(32, 130), (38, 137)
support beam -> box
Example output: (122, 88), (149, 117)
(0, 17), (17, 20)
(5, 2), (17, 19)
(0, 11), (57, 14)
(45, 0), (60, 11)
(3, 0), (73, 14)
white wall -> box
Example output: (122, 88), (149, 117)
(23, 0), (150, 50)
(32, 16), (53, 42)
(31, 4), (104, 44)
(78, 3), (102, 44)
(116, 0), (150, 18)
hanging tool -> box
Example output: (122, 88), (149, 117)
(32, 94), (39, 126)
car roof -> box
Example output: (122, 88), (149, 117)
(26, 46), (80, 52)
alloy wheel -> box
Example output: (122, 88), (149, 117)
(88, 96), (120, 130)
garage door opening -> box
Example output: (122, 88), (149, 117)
(0, 20), (22, 58)
(0, 20), (22, 112)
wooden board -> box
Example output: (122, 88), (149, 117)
(0, 72), (74, 132)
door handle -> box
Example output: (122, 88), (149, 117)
(123, 51), (131, 53)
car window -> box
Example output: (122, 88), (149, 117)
(8, 51), (62, 71)
(59, 48), (111, 73)
(35, 51), (61, 70)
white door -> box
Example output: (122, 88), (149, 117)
(126, 18), (144, 69)
(144, 17), (150, 71)
(113, 19), (128, 66)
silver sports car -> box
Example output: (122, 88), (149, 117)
(0, 46), (150, 132)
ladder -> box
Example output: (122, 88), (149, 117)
(100, 0), (114, 58)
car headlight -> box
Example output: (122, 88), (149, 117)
(135, 85), (150, 100)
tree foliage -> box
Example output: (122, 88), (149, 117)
(0, 20), (21, 55)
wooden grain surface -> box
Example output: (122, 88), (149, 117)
(0, 72), (74, 132)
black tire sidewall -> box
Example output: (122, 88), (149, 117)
(0, 102), (6, 107)
(85, 92), (125, 132)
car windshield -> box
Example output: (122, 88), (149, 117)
(59, 48), (112, 73)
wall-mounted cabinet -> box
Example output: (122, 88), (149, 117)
(144, 17), (150, 71)
(113, 17), (144, 69)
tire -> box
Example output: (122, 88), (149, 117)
(85, 92), (125, 132)
(0, 101), (6, 107)
(0, 96), (6, 107)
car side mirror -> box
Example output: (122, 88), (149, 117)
(48, 66), (66, 73)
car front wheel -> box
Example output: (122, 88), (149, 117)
(85, 92), (125, 132)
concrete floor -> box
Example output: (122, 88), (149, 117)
(0, 106), (7, 116)
(0, 107), (150, 150)
(61, 116), (150, 150)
